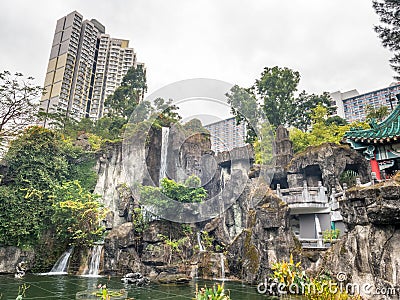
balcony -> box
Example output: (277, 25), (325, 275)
(275, 181), (329, 210)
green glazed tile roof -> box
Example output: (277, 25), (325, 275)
(344, 103), (400, 142)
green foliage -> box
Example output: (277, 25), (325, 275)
(140, 176), (207, 217)
(193, 283), (231, 300)
(289, 91), (334, 132)
(15, 284), (30, 300)
(289, 105), (351, 153)
(255, 66), (300, 128)
(322, 229), (341, 243)
(153, 97), (182, 127)
(105, 64), (147, 119)
(253, 122), (274, 164)
(0, 186), (49, 247)
(93, 116), (127, 141)
(182, 118), (210, 136)
(325, 116), (348, 127)
(226, 67), (333, 145)
(270, 257), (361, 299)
(51, 181), (106, 246)
(0, 126), (99, 247)
(157, 233), (189, 264)
(0, 71), (40, 139)
(226, 85), (260, 143)
(132, 207), (149, 235)
(365, 104), (389, 123)
(305, 274), (361, 300)
(271, 254), (309, 291)
(373, 0), (400, 79)
(339, 170), (359, 188)
(201, 231), (214, 251)
(5, 126), (70, 189)
(181, 224), (193, 235)
(162, 176), (207, 203)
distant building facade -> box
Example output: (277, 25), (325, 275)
(330, 83), (400, 123)
(204, 117), (247, 153)
(40, 11), (142, 121)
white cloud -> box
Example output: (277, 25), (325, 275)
(0, 0), (395, 102)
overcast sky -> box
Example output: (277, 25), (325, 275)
(0, 0), (396, 99)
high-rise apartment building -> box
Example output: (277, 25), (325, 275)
(205, 117), (247, 153)
(331, 83), (400, 123)
(41, 11), (141, 121)
(90, 36), (138, 119)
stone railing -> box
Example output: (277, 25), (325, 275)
(275, 180), (328, 206)
(298, 238), (340, 249)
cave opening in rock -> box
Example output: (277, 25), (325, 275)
(303, 165), (323, 187)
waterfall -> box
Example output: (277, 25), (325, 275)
(220, 253), (225, 280)
(315, 214), (323, 247)
(197, 232), (205, 252)
(84, 244), (103, 277)
(159, 127), (169, 183)
(48, 247), (73, 275)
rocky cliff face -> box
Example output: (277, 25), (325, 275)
(287, 143), (370, 192)
(319, 181), (400, 300)
(0, 246), (34, 274)
(226, 185), (297, 284)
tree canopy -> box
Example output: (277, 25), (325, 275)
(0, 71), (40, 140)
(0, 126), (103, 247)
(365, 104), (389, 123)
(226, 66), (334, 145)
(105, 64), (147, 119)
(373, 0), (400, 79)
(255, 66), (300, 128)
(140, 176), (207, 217)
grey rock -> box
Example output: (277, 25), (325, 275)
(0, 247), (35, 274)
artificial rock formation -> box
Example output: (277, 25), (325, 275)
(226, 186), (297, 283)
(287, 143), (370, 192)
(0, 246), (34, 274)
(103, 222), (144, 276)
(319, 181), (400, 300)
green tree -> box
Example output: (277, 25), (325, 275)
(255, 66), (300, 127)
(290, 91), (334, 131)
(93, 116), (127, 140)
(289, 105), (350, 153)
(365, 104), (389, 123)
(226, 85), (260, 143)
(161, 176), (207, 203)
(226, 67), (333, 141)
(0, 126), (98, 246)
(182, 118), (209, 135)
(105, 64), (147, 119)
(51, 181), (106, 246)
(325, 115), (348, 127)
(0, 71), (40, 140)
(140, 176), (207, 216)
(153, 98), (182, 127)
(373, 0), (400, 79)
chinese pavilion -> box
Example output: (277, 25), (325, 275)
(344, 97), (400, 180)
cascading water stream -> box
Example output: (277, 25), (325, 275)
(220, 253), (225, 280)
(84, 244), (103, 277)
(197, 232), (205, 252)
(47, 247), (73, 275)
(159, 127), (170, 184)
(315, 214), (323, 247)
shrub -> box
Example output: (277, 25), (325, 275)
(193, 283), (231, 300)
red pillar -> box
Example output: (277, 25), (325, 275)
(370, 155), (381, 180)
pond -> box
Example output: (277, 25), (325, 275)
(0, 275), (302, 300)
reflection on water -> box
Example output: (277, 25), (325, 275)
(0, 274), (305, 300)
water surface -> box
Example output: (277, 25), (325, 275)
(0, 275), (285, 300)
